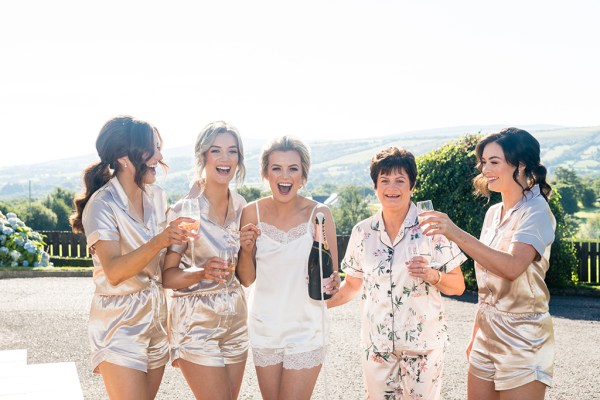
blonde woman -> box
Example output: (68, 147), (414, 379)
(237, 136), (340, 400)
(162, 121), (256, 399)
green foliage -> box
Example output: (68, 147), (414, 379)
(42, 188), (75, 231)
(309, 183), (340, 197)
(0, 211), (52, 267)
(237, 186), (262, 202)
(413, 134), (495, 289)
(578, 214), (600, 240)
(555, 184), (579, 214)
(332, 185), (372, 235)
(546, 194), (578, 287)
(21, 202), (58, 231)
(554, 167), (584, 193)
(581, 187), (597, 208)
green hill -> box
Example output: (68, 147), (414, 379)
(1, 125), (598, 200)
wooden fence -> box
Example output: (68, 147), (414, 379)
(41, 231), (90, 259)
(574, 241), (600, 284)
(40, 231), (600, 284)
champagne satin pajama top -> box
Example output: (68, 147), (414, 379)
(83, 177), (169, 373)
(470, 185), (556, 390)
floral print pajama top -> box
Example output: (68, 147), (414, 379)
(342, 203), (466, 399)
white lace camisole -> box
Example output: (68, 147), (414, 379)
(248, 202), (329, 369)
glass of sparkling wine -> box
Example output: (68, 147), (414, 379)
(218, 248), (237, 315)
(407, 240), (423, 285)
(179, 198), (203, 272)
(416, 200), (441, 269)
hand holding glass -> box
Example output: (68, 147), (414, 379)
(416, 200), (441, 269)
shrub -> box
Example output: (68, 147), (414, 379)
(0, 211), (52, 267)
(555, 184), (579, 214)
(546, 194), (578, 287)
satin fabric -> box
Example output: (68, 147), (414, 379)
(471, 185), (556, 389)
(83, 177), (169, 373)
(469, 304), (554, 390)
(89, 280), (169, 373)
(169, 285), (248, 367)
(168, 184), (244, 294)
(248, 202), (327, 369)
(83, 177), (168, 295)
(167, 185), (249, 366)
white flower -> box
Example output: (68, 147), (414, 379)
(2, 227), (13, 235)
(10, 250), (21, 261)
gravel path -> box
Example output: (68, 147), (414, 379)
(1, 278), (599, 399)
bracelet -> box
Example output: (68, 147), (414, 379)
(432, 270), (443, 286)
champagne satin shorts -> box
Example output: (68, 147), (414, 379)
(89, 282), (169, 374)
(170, 284), (248, 367)
(469, 303), (554, 390)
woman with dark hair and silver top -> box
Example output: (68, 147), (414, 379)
(419, 128), (556, 400)
(162, 121), (256, 399)
(70, 115), (195, 399)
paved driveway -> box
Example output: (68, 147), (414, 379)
(1, 278), (599, 399)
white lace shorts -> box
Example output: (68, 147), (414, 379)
(253, 347), (326, 370)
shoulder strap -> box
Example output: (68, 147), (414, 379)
(255, 201), (261, 224)
(308, 203), (319, 223)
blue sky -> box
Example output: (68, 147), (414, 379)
(1, 0), (599, 167)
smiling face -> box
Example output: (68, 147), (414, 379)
(376, 168), (412, 212)
(266, 150), (303, 202)
(480, 141), (521, 194)
(142, 130), (163, 185)
(204, 132), (239, 187)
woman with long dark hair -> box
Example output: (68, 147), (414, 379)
(70, 115), (195, 399)
(419, 127), (556, 400)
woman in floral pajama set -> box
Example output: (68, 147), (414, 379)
(328, 146), (466, 399)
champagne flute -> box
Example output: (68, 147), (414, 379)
(416, 200), (441, 269)
(407, 240), (424, 285)
(179, 198), (203, 272)
(218, 248), (237, 315)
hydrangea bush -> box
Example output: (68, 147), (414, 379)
(0, 211), (52, 267)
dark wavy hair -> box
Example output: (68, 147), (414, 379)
(70, 115), (167, 234)
(473, 127), (551, 201)
(370, 147), (417, 189)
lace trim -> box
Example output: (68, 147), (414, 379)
(253, 347), (326, 370)
(259, 222), (314, 245)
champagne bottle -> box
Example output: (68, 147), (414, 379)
(308, 212), (333, 301)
